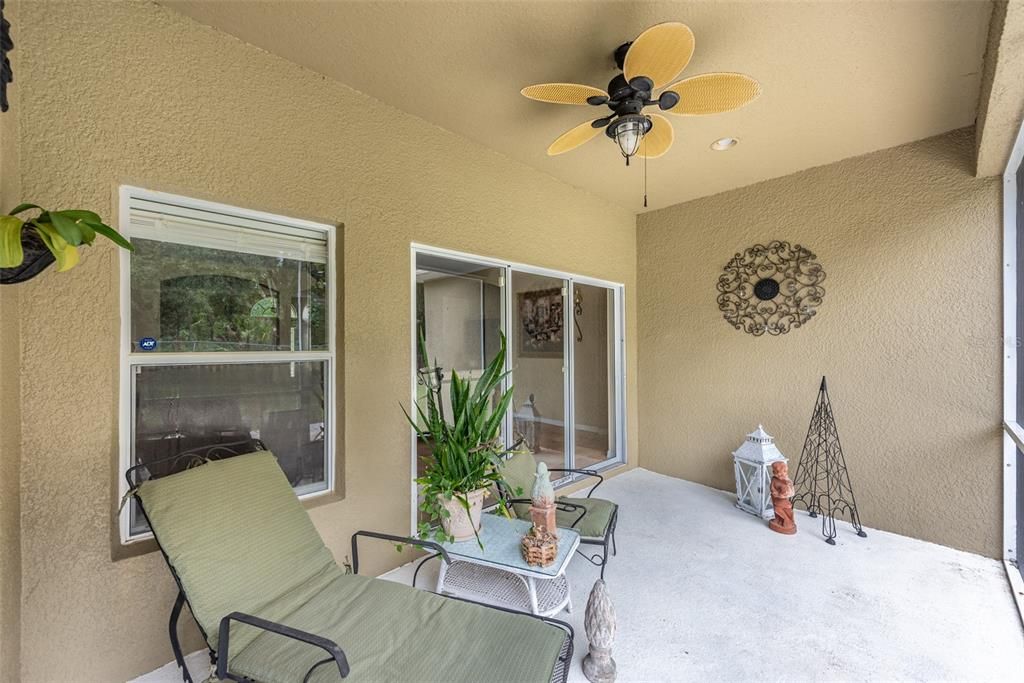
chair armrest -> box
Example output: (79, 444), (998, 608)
(350, 530), (450, 575)
(548, 468), (604, 498)
(216, 611), (349, 680)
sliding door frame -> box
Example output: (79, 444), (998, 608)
(1001, 117), (1024, 622)
(409, 244), (627, 534)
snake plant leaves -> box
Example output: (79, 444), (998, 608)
(0, 215), (24, 268)
(405, 332), (517, 546)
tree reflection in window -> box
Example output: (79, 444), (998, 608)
(160, 274), (280, 351)
(130, 238), (327, 352)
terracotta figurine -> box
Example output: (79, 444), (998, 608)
(529, 461), (558, 537)
(768, 461), (797, 535)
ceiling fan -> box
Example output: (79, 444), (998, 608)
(521, 22), (761, 164)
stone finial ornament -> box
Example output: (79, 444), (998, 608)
(532, 461), (555, 503)
(583, 579), (617, 683)
(768, 460), (797, 535)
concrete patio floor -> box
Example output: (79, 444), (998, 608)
(135, 468), (1024, 682)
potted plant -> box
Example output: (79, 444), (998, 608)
(0, 203), (132, 284)
(404, 332), (518, 547)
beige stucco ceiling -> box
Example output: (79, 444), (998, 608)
(162, 1), (993, 213)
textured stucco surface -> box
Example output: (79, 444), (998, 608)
(6, 2), (637, 681)
(976, 1), (1024, 177)
(638, 129), (1003, 559)
(0, 0), (22, 678)
(164, 0), (994, 211)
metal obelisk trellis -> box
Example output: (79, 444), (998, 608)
(791, 377), (867, 545)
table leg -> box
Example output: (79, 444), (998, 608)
(565, 573), (572, 614)
(436, 558), (448, 595)
(526, 576), (540, 614)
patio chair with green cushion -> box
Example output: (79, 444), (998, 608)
(498, 452), (619, 579)
(127, 447), (573, 683)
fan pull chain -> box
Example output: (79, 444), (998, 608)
(643, 140), (648, 208)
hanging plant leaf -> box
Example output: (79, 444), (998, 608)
(7, 203), (41, 216)
(32, 222), (79, 272)
(48, 211), (87, 246)
(53, 209), (101, 223)
(0, 215), (24, 267)
(1, 202), (131, 283)
(83, 219), (132, 250)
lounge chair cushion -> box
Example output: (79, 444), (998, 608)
(135, 452), (337, 653)
(227, 572), (566, 683)
(501, 451), (538, 499)
(502, 453), (616, 540)
(137, 452), (567, 683)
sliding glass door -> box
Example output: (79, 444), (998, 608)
(411, 246), (625, 529)
(510, 270), (569, 473)
(572, 282), (620, 469)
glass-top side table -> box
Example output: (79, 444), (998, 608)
(435, 515), (580, 617)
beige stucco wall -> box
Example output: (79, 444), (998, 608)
(638, 128), (1002, 558)
(5, 2), (637, 681)
(0, 0), (22, 677)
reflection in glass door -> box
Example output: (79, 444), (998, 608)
(572, 283), (619, 469)
(414, 253), (504, 523)
(510, 271), (569, 473)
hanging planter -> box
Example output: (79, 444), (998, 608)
(0, 204), (132, 284)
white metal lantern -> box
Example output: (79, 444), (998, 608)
(514, 393), (540, 451)
(732, 425), (787, 519)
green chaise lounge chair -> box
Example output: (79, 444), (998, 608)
(128, 447), (573, 683)
(499, 452), (619, 579)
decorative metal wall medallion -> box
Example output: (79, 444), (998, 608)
(716, 240), (825, 336)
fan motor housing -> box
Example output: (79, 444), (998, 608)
(606, 74), (652, 116)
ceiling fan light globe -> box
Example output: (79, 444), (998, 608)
(612, 118), (645, 158)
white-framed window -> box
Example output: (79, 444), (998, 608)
(410, 244), (627, 532)
(117, 187), (337, 543)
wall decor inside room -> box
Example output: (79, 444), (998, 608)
(518, 287), (564, 357)
(716, 240), (825, 336)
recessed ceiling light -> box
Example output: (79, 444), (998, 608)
(711, 137), (739, 151)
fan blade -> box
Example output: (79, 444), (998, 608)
(522, 83), (608, 105)
(547, 120), (603, 156)
(638, 114), (674, 158)
(624, 22), (695, 89)
(662, 73), (762, 115)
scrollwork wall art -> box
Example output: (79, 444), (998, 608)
(716, 240), (825, 336)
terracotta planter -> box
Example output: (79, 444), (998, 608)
(438, 489), (486, 542)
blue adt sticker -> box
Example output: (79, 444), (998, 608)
(139, 337), (157, 351)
